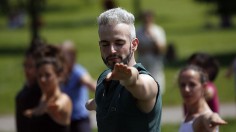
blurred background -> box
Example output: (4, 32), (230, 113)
(0, 0), (236, 131)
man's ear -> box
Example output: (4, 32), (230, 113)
(131, 38), (139, 51)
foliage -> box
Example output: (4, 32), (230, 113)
(194, 0), (236, 15)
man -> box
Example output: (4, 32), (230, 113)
(86, 7), (162, 132)
(60, 40), (97, 132)
(136, 10), (167, 95)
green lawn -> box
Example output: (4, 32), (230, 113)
(90, 118), (236, 132)
(0, 1), (236, 131)
(0, 0), (235, 115)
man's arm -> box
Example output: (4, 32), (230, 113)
(106, 63), (158, 113)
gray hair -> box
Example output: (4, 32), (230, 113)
(97, 7), (136, 40)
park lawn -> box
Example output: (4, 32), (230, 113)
(91, 118), (236, 132)
(0, 0), (236, 115)
(160, 117), (236, 132)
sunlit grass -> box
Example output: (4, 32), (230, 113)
(0, 0), (235, 114)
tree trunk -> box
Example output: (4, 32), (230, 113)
(28, 0), (42, 42)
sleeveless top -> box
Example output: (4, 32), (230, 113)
(95, 63), (162, 132)
(179, 116), (219, 132)
(30, 113), (69, 132)
(179, 119), (194, 132)
(16, 84), (42, 132)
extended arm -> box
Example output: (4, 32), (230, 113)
(85, 98), (96, 111)
(106, 63), (158, 113)
(193, 112), (227, 132)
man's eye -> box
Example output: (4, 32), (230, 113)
(116, 43), (124, 46)
(99, 42), (109, 47)
(115, 40), (125, 45)
(101, 44), (109, 47)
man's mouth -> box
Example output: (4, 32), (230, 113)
(107, 55), (121, 62)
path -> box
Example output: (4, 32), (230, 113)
(0, 103), (235, 132)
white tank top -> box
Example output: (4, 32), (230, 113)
(179, 118), (219, 132)
(179, 119), (194, 132)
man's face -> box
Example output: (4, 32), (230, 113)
(24, 56), (37, 86)
(98, 23), (136, 69)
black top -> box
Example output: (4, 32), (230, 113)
(29, 113), (70, 132)
(95, 63), (162, 132)
(15, 84), (42, 132)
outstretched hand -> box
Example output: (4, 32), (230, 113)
(85, 98), (96, 111)
(106, 63), (132, 82)
(205, 113), (227, 128)
(24, 109), (34, 118)
(106, 63), (139, 87)
(47, 102), (60, 113)
(194, 112), (227, 132)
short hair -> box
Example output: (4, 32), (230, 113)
(97, 7), (136, 40)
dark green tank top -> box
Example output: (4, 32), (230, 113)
(95, 63), (162, 132)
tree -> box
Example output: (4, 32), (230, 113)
(0, 0), (45, 44)
(194, 0), (236, 28)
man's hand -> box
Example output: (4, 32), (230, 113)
(106, 63), (137, 87)
(85, 98), (96, 111)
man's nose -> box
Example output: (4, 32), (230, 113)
(109, 45), (117, 53)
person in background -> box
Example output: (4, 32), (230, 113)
(60, 40), (97, 132)
(24, 44), (72, 132)
(102, 0), (117, 10)
(86, 7), (162, 132)
(178, 65), (227, 132)
(225, 56), (236, 103)
(136, 10), (167, 94)
(185, 52), (220, 114)
(15, 42), (43, 132)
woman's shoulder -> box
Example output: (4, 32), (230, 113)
(60, 93), (72, 104)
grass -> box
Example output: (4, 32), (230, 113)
(90, 118), (236, 132)
(0, 1), (236, 131)
(0, 0), (235, 116)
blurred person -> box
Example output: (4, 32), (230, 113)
(86, 7), (162, 132)
(165, 42), (177, 63)
(178, 65), (227, 132)
(15, 43), (43, 132)
(225, 56), (236, 100)
(60, 40), (97, 132)
(184, 52), (220, 114)
(8, 7), (25, 28)
(225, 56), (236, 78)
(102, 0), (117, 10)
(24, 44), (72, 132)
(136, 10), (167, 95)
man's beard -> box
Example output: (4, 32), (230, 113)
(102, 48), (133, 70)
